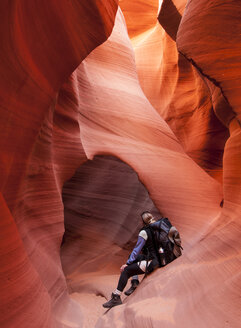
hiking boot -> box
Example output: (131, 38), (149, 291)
(124, 279), (139, 296)
(102, 293), (122, 308)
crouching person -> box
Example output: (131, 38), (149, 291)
(102, 210), (183, 308)
(102, 211), (159, 308)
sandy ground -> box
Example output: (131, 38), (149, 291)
(69, 274), (133, 328)
(70, 292), (107, 328)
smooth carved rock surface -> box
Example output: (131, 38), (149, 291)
(60, 7), (226, 327)
(177, 0), (241, 121)
(0, 1), (118, 327)
(62, 155), (161, 270)
(119, 1), (241, 327)
(0, 1), (241, 328)
(123, 0), (229, 182)
(118, 0), (159, 37)
(61, 155), (162, 326)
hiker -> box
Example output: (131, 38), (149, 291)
(102, 211), (182, 308)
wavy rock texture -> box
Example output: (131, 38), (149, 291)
(117, 0), (240, 327)
(176, 1), (241, 218)
(125, 0), (229, 182)
(177, 4), (241, 325)
(118, 0), (159, 37)
(0, 1), (118, 327)
(0, 1), (241, 328)
(61, 155), (162, 326)
(60, 7), (233, 328)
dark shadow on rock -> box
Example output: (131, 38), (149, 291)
(158, 0), (182, 41)
(60, 155), (162, 275)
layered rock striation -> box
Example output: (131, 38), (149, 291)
(0, 1), (118, 327)
(0, 0), (241, 328)
(126, 0), (229, 182)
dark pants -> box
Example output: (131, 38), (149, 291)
(117, 263), (144, 292)
(116, 255), (159, 292)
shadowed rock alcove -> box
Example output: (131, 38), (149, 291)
(60, 155), (161, 325)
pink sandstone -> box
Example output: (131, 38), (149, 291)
(0, 1), (241, 327)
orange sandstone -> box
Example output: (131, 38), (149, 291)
(0, 1), (241, 328)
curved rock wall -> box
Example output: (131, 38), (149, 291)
(124, 0), (229, 182)
(176, 0), (241, 220)
(60, 155), (161, 289)
(61, 155), (160, 263)
(118, 0), (159, 37)
(0, 1), (118, 327)
(73, 8), (221, 238)
(0, 0), (241, 328)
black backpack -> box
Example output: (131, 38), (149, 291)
(149, 218), (183, 266)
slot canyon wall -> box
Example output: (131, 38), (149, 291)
(0, 0), (240, 328)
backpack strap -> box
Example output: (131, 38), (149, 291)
(148, 226), (162, 267)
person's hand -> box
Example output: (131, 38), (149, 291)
(120, 264), (128, 272)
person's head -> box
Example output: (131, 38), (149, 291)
(141, 211), (156, 225)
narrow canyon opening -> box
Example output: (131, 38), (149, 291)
(60, 155), (161, 325)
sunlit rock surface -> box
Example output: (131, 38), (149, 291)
(0, 0), (241, 327)
(125, 0), (229, 182)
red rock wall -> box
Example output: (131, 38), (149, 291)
(176, 0), (241, 219)
(118, 0), (159, 37)
(1, 0), (241, 327)
(0, 1), (118, 327)
(124, 0), (229, 182)
(61, 155), (161, 274)
(113, 1), (240, 327)
(60, 8), (229, 327)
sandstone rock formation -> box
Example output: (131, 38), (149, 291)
(61, 155), (162, 327)
(1, 0), (241, 328)
(128, 0), (229, 182)
(0, 1), (118, 327)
